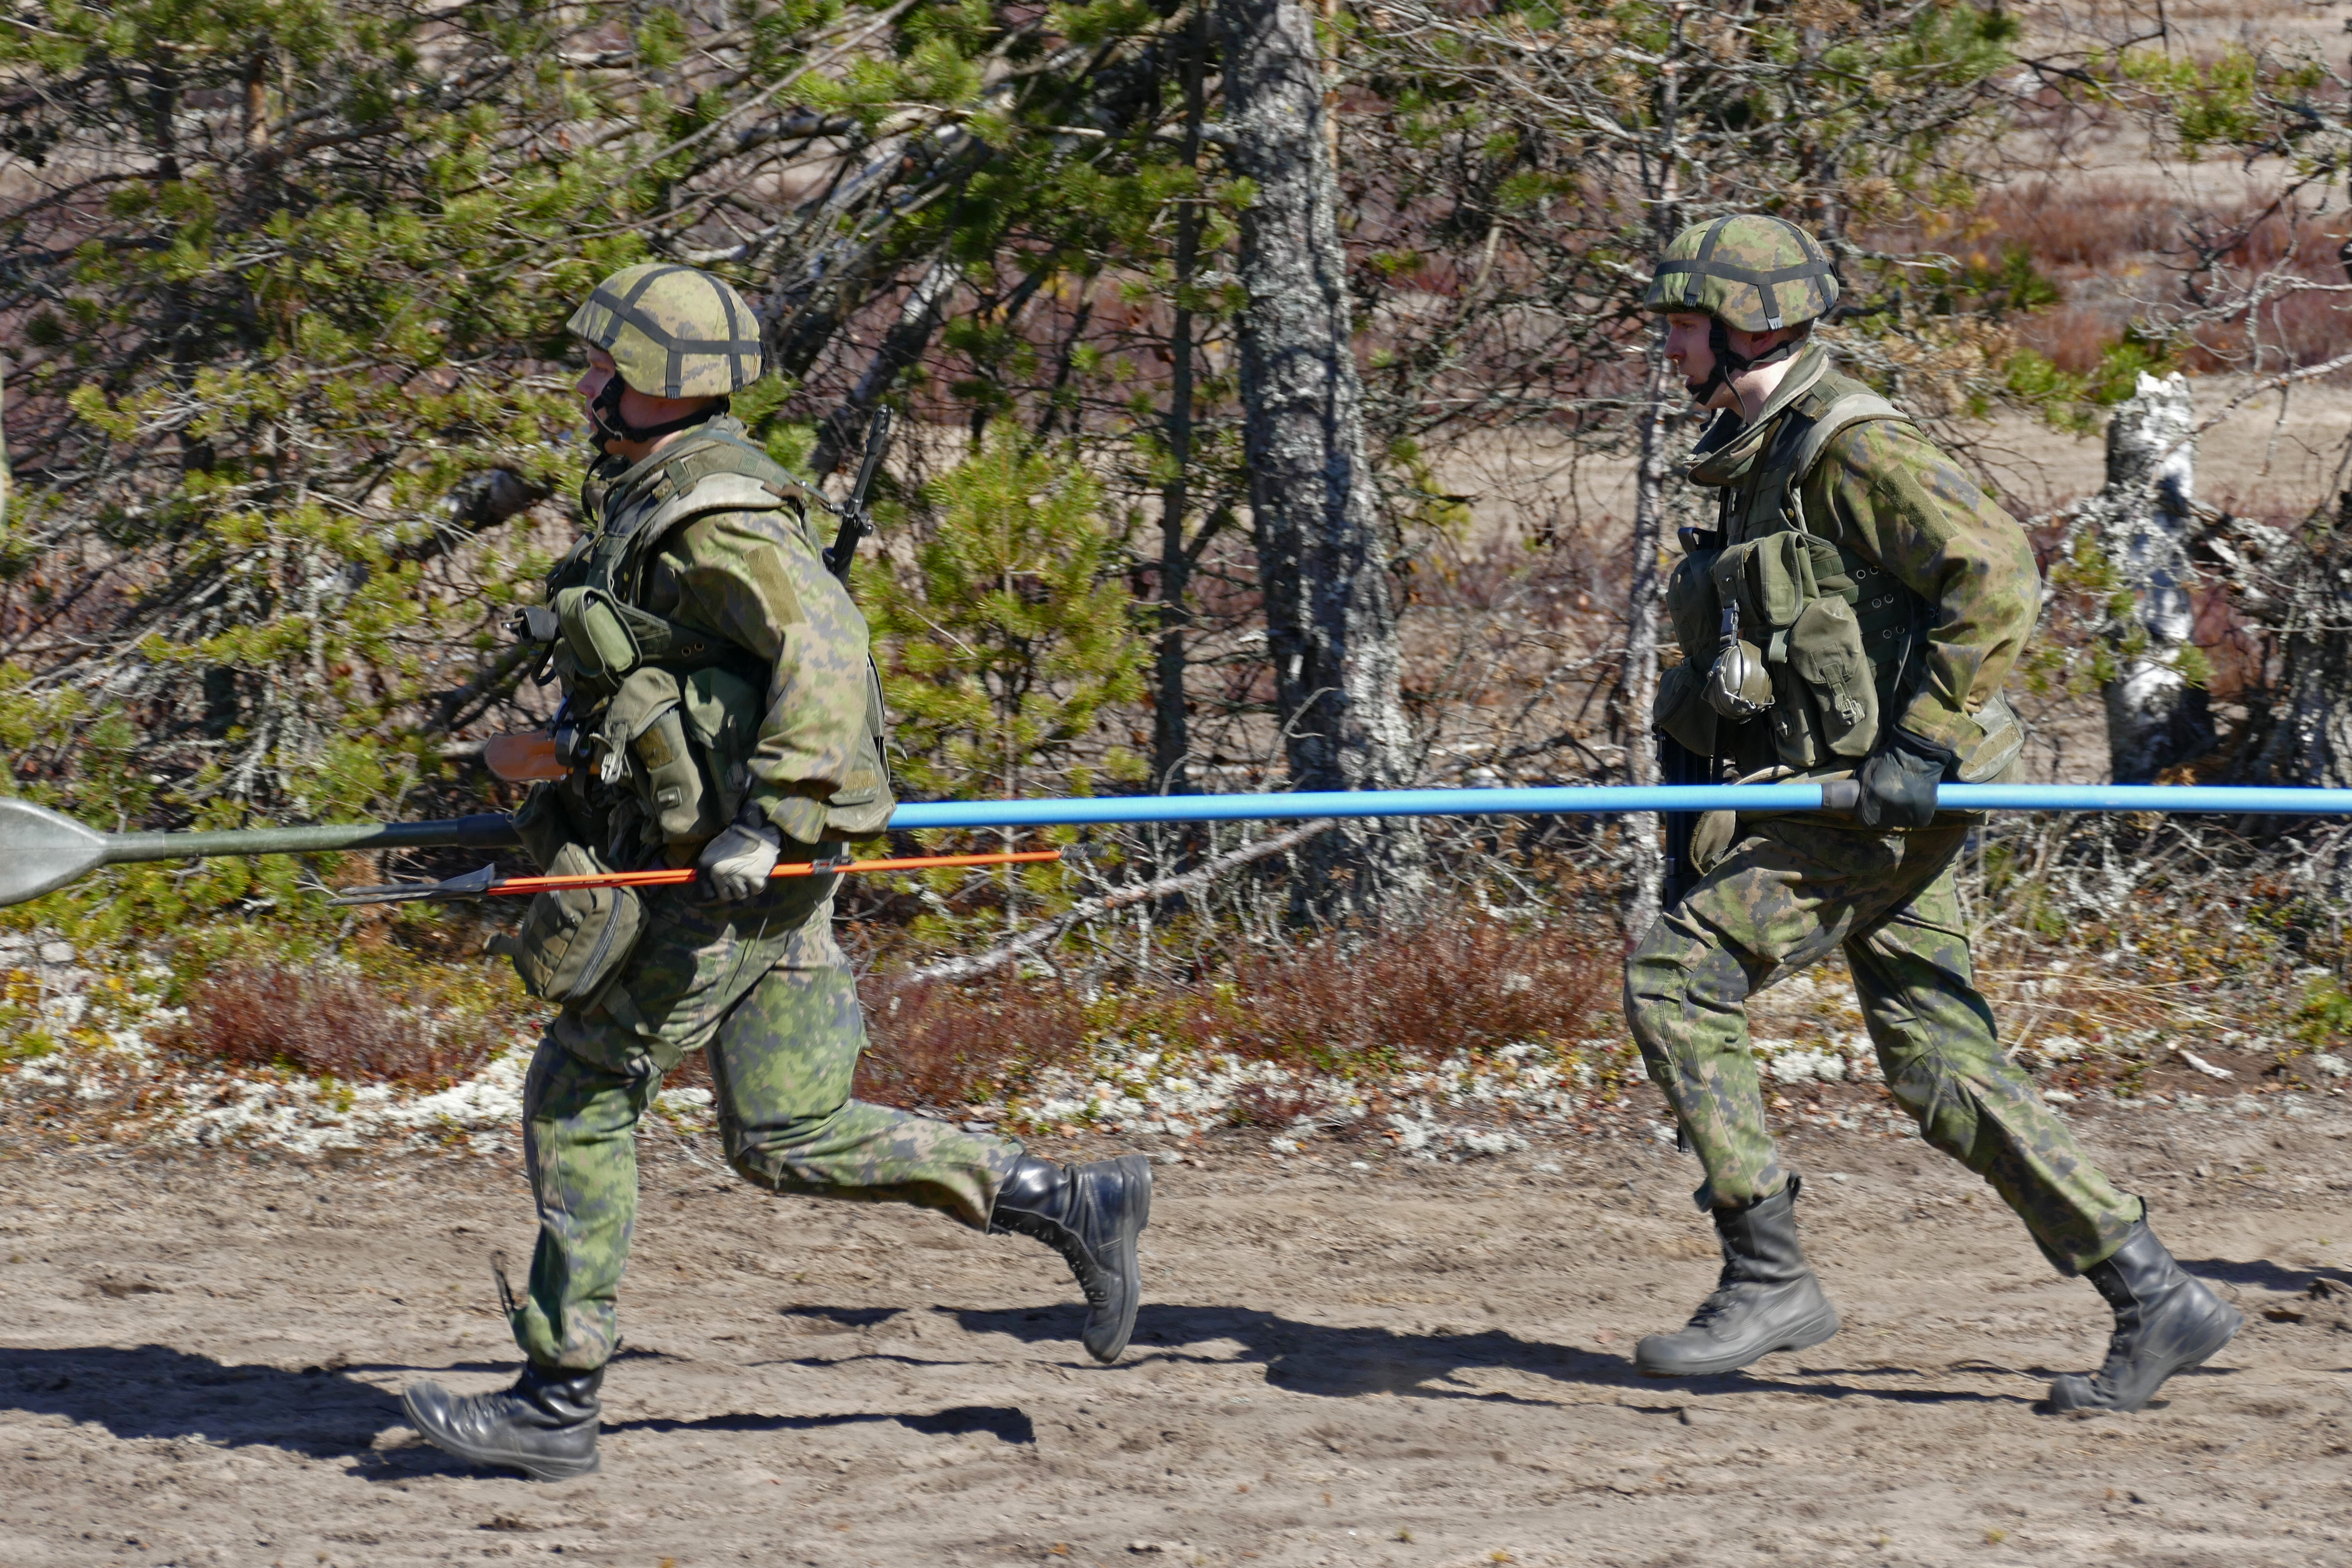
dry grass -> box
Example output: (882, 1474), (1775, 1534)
(162, 963), (503, 1087)
(853, 909), (1622, 1113)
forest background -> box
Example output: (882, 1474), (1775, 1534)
(5, 0), (2352, 1139)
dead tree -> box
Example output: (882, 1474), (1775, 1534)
(2080, 371), (2213, 782)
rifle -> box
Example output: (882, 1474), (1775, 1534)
(823, 405), (894, 585)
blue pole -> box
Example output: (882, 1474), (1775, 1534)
(884, 782), (2352, 832)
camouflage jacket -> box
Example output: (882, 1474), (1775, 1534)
(1691, 344), (2039, 770)
(560, 417), (893, 848)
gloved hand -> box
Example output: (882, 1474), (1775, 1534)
(694, 805), (782, 902)
(1855, 728), (1957, 830)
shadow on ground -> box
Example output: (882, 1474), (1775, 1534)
(948, 1303), (2038, 1408)
(0, 1344), (400, 1457)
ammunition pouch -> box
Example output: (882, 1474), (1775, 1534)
(598, 664), (765, 852)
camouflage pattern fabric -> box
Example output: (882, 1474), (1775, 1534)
(1643, 214), (1841, 333)
(566, 262), (764, 399)
(634, 470), (889, 844)
(1800, 416), (2044, 766)
(512, 872), (1025, 1371)
(1626, 817), (2143, 1277)
(576, 415), (891, 845)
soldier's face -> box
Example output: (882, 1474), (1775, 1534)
(578, 345), (619, 408)
(1662, 312), (1724, 402)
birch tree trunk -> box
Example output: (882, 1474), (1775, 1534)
(2093, 371), (2213, 782)
(1621, 339), (1677, 938)
(1215, 0), (1423, 919)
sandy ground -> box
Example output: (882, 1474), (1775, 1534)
(1, 1096), (2347, 1568)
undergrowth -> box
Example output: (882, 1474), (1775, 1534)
(853, 910), (1620, 1113)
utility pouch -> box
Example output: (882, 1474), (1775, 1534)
(1664, 550), (1722, 665)
(604, 666), (727, 844)
(1786, 596), (1879, 758)
(1651, 659), (1718, 757)
(554, 586), (641, 684)
(504, 840), (645, 1008)
(1717, 532), (1818, 630)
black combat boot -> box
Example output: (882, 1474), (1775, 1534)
(990, 1153), (1152, 1364)
(1635, 1175), (1841, 1377)
(402, 1362), (603, 1481)
(2046, 1216), (2241, 1414)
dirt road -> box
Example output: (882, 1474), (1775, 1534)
(1, 1100), (2347, 1568)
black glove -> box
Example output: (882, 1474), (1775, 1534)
(1854, 728), (1956, 830)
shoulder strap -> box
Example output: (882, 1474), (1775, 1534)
(1791, 389), (1911, 487)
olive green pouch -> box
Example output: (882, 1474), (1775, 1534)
(679, 664), (764, 821)
(511, 778), (595, 873)
(1786, 596), (1879, 758)
(554, 586), (642, 683)
(604, 666), (726, 844)
(1651, 659), (1718, 756)
(505, 840), (646, 1007)
(1664, 551), (1721, 665)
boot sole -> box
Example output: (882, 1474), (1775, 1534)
(402, 1388), (602, 1482)
(1635, 1305), (1842, 1378)
(1083, 1154), (1152, 1365)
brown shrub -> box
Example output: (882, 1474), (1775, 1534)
(165, 963), (497, 1086)
(1209, 911), (1619, 1070)
(857, 973), (1094, 1110)
(852, 910), (1622, 1112)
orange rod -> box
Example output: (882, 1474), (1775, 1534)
(485, 849), (1063, 896)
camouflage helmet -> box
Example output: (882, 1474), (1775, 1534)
(567, 263), (763, 399)
(1643, 215), (1840, 334)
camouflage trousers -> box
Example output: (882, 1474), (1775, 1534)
(1626, 816), (2141, 1276)
(513, 871), (1024, 1371)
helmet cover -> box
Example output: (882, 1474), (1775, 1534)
(567, 263), (764, 399)
(1643, 214), (1840, 333)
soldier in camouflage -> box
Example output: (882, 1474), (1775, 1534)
(1629, 216), (2239, 1412)
(402, 264), (1152, 1482)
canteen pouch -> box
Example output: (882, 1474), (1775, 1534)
(679, 664), (764, 823)
(1652, 659), (1718, 757)
(1959, 690), (2027, 783)
(505, 840), (646, 1007)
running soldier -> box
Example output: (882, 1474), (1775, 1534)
(1630, 214), (2239, 1412)
(403, 264), (1151, 1480)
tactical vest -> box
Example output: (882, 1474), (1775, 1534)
(527, 424), (893, 864)
(1656, 370), (1930, 776)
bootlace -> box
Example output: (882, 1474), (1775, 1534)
(1053, 1230), (1110, 1309)
(1006, 1211), (1109, 1309)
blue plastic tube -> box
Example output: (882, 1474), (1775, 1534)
(885, 782), (2352, 832)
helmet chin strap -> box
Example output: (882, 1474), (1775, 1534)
(590, 375), (727, 448)
(1690, 318), (1806, 406)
